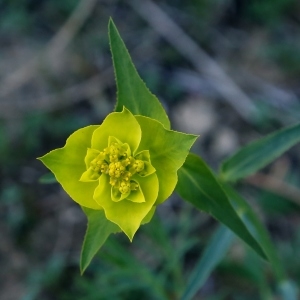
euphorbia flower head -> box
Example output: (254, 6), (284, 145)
(39, 107), (196, 240)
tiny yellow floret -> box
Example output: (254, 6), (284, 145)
(84, 137), (154, 201)
(119, 181), (131, 194)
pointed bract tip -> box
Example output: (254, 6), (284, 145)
(108, 17), (115, 30)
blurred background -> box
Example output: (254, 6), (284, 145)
(1, 0), (300, 299)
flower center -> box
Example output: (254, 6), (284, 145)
(89, 141), (145, 195)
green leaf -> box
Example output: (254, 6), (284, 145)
(221, 123), (300, 182)
(80, 207), (120, 274)
(109, 19), (171, 129)
(223, 185), (285, 281)
(136, 115), (198, 204)
(181, 225), (235, 300)
(176, 153), (267, 260)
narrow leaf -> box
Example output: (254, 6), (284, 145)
(221, 123), (300, 182)
(109, 19), (170, 129)
(80, 207), (120, 274)
(223, 185), (285, 281)
(181, 225), (235, 300)
(176, 153), (267, 260)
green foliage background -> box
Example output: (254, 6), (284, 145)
(1, 1), (300, 299)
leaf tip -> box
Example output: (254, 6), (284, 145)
(80, 258), (88, 276)
(108, 17), (117, 34)
(37, 155), (45, 162)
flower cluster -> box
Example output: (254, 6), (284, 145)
(39, 107), (196, 240)
(80, 137), (155, 203)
